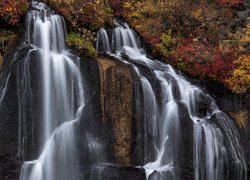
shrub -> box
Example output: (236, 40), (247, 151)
(216, 0), (243, 6)
(0, 0), (29, 25)
(66, 32), (97, 58)
(155, 30), (177, 57)
(226, 55), (250, 93)
(174, 38), (237, 82)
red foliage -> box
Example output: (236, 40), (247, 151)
(141, 31), (161, 45)
(174, 38), (237, 82)
(0, 0), (29, 25)
(216, 0), (243, 6)
(108, 0), (123, 17)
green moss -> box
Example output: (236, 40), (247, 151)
(66, 32), (97, 58)
(155, 30), (177, 57)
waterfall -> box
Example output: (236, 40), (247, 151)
(17, 2), (86, 180)
(97, 21), (247, 180)
(0, 1), (247, 178)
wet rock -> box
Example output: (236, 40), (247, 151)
(120, 52), (129, 60)
(236, 9), (250, 21)
(194, 91), (213, 118)
(0, 45), (42, 179)
(177, 102), (195, 180)
(98, 165), (146, 180)
(148, 170), (174, 180)
(0, 58), (19, 179)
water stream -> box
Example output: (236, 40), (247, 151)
(18, 2), (86, 180)
(0, 1), (247, 179)
(97, 20), (247, 180)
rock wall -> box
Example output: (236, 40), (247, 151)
(97, 57), (133, 165)
(0, 44), (42, 179)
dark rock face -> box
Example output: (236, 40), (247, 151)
(0, 53), (20, 179)
(97, 165), (145, 180)
(0, 42), (43, 179)
(0, 44), (40, 179)
(97, 57), (133, 165)
(131, 71), (144, 166)
(0, 46), (144, 179)
(177, 102), (194, 180)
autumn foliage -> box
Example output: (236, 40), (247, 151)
(226, 55), (250, 93)
(174, 38), (237, 83)
(0, 0), (29, 25)
(216, 0), (243, 6)
(0, 0), (249, 93)
(43, 0), (113, 29)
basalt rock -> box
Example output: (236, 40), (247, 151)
(0, 44), (42, 179)
(97, 57), (133, 165)
(98, 165), (145, 180)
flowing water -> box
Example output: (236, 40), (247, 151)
(97, 21), (247, 180)
(0, 1), (247, 179)
(18, 2), (86, 180)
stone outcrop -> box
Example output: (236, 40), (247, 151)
(96, 165), (145, 180)
(97, 57), (133, 165)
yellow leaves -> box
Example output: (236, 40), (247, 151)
(154, 30), (178, 59)
(161, 30), (176, 47)
(241, 24), (250, 43)
(192, 9), (203, 20)
(6, 6), (14, 12)
(226, 55), (250, 93)
(130, 11), (142, 19)
(227, 24), (250, 52)
(230, 110), (248, 128)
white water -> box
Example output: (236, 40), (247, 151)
(97, 21), (247, 180)
(19, 2), (85, 180)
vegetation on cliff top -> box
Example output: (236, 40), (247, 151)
(66, 31), (97, 58)
(0, 0), (249, 93)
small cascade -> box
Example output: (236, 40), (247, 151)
(96, 28), (111, 53)
(14, 1), (100, 180)
(97, 21), (247, 180)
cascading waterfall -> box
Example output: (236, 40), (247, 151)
(97, 21), (247, 180)
(18, 2), (86, 180)
(0, 1), (247, 178)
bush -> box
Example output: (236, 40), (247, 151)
(155, 30), (177, 57)
(0, 0), (29, 25)
(216, 0), (243, 6)
(174, 38), (237, 82)
(66, 32), (97, 58)
(226, 55), (250, 93)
